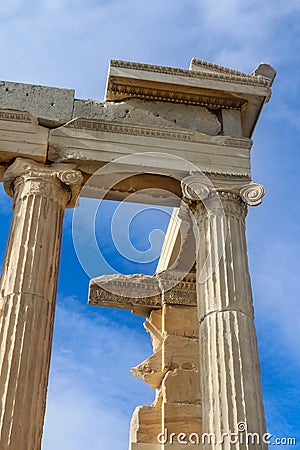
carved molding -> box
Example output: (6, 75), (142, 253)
(204, 170), (250, 180)
(190, 58), (258, 77)
(240, 182), (265, 206)
(0, 110), (32, 123)
(89, 286), (162, 309)
(66, 118), (252, 149)
(89, 273), (197, 310)
(107, 82), (246, 110)
(110, 59), (270, 88)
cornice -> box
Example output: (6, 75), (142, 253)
(190, 58), (254, 77)
(110, 59), (270, 88)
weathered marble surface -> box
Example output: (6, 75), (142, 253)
(74, 98), (222, 135)
(0, 80), (75, 126)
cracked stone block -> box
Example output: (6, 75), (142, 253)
(0, 81), (75, 126)
(163, 304), (198, 337)
(163, 335), (200, 370)
(130, 405), (162, 445)
(162, 369), (201, 404)
(222, 109), (243, 136)
(73, 98), (222, 135)
(162, 403), (202, 435)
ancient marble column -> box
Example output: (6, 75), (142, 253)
(0, 157), (82, 449)
(182, 177), (267, 449)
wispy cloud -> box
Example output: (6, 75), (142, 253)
(251, 236), (300, 362)
(2, 0), (299, 98)
(43, 296), (155, 450)
(189, 0), (300, 70)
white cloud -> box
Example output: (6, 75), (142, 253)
(43, 388), (128, 450)
(178, 0), (300, 79)
(1, 0), (298, 98)
(43, 297), (155, 450)
(252, 237), (300, 361)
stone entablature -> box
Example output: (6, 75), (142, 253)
(49, 117), (253, 179)
(0, 58), (275, 187)
(89, 272), (197, 315)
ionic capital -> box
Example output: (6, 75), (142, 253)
(181, 174), (265, 222)
(217, 190), (248, 220)
(239, 182), (265, 206)
(4, 157), (83, 208)
(181, 175), (245, 221)
(181, 175), (211, 201)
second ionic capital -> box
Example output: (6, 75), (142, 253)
(239, 182), (265, 206)
(181, 175), (211, 201)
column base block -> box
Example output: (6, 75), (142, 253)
(130, 405), (161, 446)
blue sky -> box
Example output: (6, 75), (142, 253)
(0, 0), (300, 448)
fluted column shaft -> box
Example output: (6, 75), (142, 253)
(193, 192), (266, 450)
(0, 158), (82, 449)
